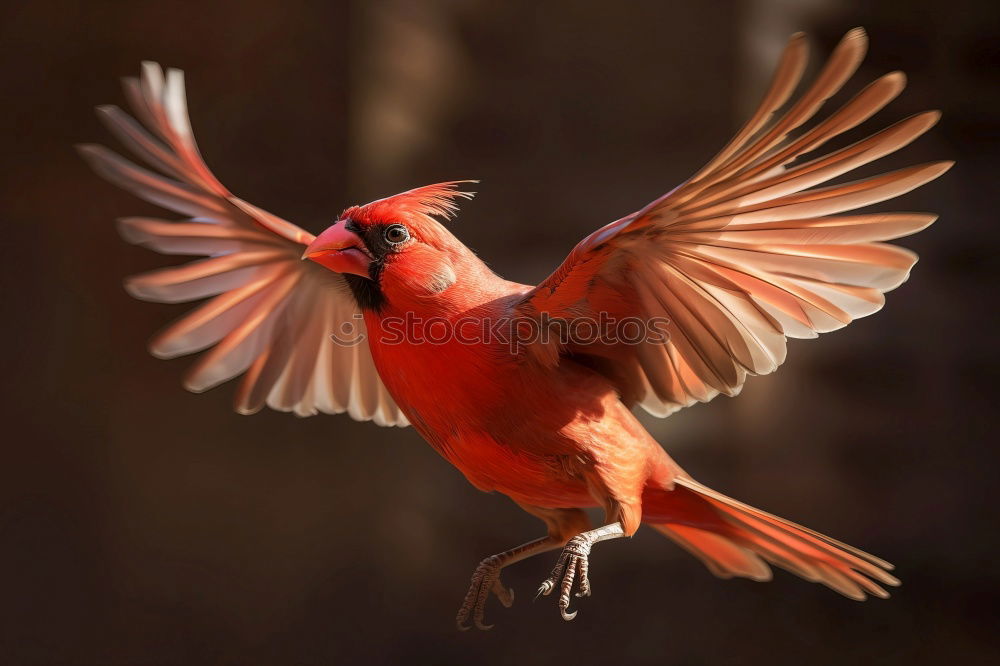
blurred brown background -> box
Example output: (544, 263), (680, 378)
(2, 0), (998, 664)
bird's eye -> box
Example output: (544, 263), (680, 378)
(384, 224), (410, 244)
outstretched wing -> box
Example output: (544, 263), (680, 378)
(80, 62), (407, 426)
(518, 28), (951, 417)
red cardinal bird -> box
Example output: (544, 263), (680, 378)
(81, 27), (949, 629)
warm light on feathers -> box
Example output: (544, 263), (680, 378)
(343, 181), (477, 227)
(81, 27), (950, 629)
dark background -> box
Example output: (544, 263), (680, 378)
(2, 0), (998, 664)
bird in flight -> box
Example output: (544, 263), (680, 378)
(81, 27), (949, 630)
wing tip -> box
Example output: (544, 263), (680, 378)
(845, 26), (868, 44)
(836, 26), (869, 63)
(123, 275), (180, 303)
(906, 109), (943, 134)
(122, 276), (141, 298)
(784, 32), (809, 60)
(183, 381), (209, 395)
(74, 142), (101, 158)
(116, 217), (143, 244)
(147, 343), (177, 360)
(925, 160), (956, 183)
(122, 276), (149, 301)
(883, 69), (907, 90)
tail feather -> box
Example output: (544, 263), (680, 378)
(648, 477), (899, 600)
(653, 523), (772, 581)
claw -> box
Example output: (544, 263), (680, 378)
(538, 535), (599, 621)
(456, 555), (515, 631)
(493, 580), (515, 608)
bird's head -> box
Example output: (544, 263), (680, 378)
(303, 181), (478, 311)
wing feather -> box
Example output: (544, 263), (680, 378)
(117, 217), (288, 255)
(519, 29), (949, 416)
(149, 263), (294, 358)
(83, 62), (407, 426)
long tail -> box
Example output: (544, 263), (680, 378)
(645, 477), (899, 600)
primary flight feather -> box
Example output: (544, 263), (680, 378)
(80, 28), (949, 629)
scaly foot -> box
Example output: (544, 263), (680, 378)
(456, 555), (515, 631)
(535, 534), (595, 621)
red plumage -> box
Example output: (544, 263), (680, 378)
(81, 28), (947, 629)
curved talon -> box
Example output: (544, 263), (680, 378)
(457, 603), (473, 631)
(493, 580), (515, 608)
(538, 536), (598, 621)
(456, 555), (515, 631)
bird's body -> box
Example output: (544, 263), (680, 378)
(372, 308), (672, 514)
(363, 272), (679, 526)
(81, 27), (949, 628)
(346, 230), (672, 523)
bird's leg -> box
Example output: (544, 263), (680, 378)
(535, 522), (626, 621)
(456, 535), (562, 631)
(457, 505), (590, 630)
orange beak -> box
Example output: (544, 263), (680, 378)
(302, 220), (372, 277)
